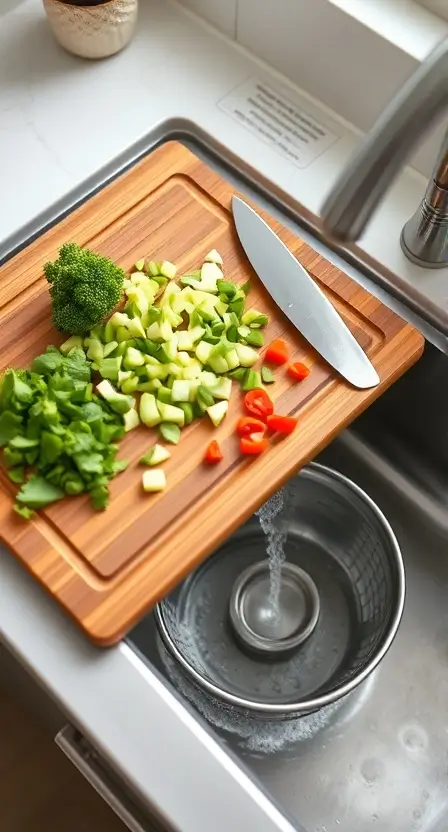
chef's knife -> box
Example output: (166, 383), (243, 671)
(232, 196), (380, 390)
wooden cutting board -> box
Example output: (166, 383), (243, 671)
(0, 141), (424, 645)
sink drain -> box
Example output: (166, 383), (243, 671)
(229, 561), (320, 658)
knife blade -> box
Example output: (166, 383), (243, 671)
(232, 196), (380, 390)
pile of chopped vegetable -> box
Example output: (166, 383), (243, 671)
(2, 244), (312, 515)
(0, 346), (128, 518)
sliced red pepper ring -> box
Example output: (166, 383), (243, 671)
(204, 440), (223, 464)
(244, 389), (274, 422)
(240, 436), (269, 455)
(288, 362), (310, 382)
(236, 416), (266, 438)
(266, 414), (298, 435)
(265, 338), (289, 365)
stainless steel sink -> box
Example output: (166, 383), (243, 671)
(130, 343), (448, 832)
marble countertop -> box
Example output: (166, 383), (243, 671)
(0, 0), (442, 829)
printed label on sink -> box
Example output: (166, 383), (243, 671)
(218, 77), (340, 168)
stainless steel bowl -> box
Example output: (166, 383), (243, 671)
(155, 463), (405, 718)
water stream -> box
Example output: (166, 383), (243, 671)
(256, 489), (287, 619)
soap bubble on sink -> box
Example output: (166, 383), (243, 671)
(157, 632), (345, 754)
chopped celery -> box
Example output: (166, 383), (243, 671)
(157, 401), (185, 426)
(199, 371), (218, 387)
(178, 402), (194, 425)
(118, 370), (132, 386)
(242, 370), (263, 392)
(157, 386), (173, 405)
(116, 326), (132, 344)
(237, 325), (251, 339)
(177, 351), (191, 367)
(103, 341), (119, 358)
(96, 380), (133, 414)
(209, 354), (228, 374)
(158, 338), (178, 364)
(211, 321), (225, 337)
(210, 377), (232, 400)
(227, 367), (246, 382)
(123, 408), (140, 432)
(159, 422), (181, 444)
(60, 336), (84, 356)
(85, 339), (103, 363)
(228, 298), (244, 319)
(240, 279), (251, 296)
(121, 376), (140, 394)
(225, 349), (240, 371)
(196, 386), (215, 413)
(160, 261), (177, 280)
(146, 322), (164, 341)
(204, 249), (223, 266)
(140, 444), (171, 466)
(140, 393), (162, 427)
(216, 280), (236, 298)
(104, 321), (115, 343)
(109, 311), (132, 329)
(235, 343), (259, 367)
(215, 299), (228, 317)
(241, 310), (269, 328)
(261, 366), (275, 384)
(245, 330), (264, 348)
(176, 330), (194, 351)
(197, 305), (217, 324)
(200, 261), (222, 291)
(142, 469), (166, 493)
(127, 317), (147, 338)
(171, 380), (192, 403)
(188, 325), (206, 344)
(146, 260), (160, 277)
(206, 400), (228, 427)
(195, 341), (213, 365)
(123, 347), (145, 369)
(145, 364), (169, 381)
(98, 357), (122, 381)
(134, 258), (145, 271)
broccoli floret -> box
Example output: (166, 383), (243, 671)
(44, 243), (125, 335)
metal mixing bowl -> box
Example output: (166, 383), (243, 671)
(155, 463), (405, 718)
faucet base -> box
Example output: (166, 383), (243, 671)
(400, 185), (448, 269)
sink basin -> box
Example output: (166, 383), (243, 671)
(130, 341), (448, 832)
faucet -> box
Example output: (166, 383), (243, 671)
(321, 37), (448, 269)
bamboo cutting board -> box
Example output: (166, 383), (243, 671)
(0, 141), (424, 645)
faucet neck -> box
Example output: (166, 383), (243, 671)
(320, 38), (448, 247)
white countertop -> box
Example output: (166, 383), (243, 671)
(0, 1), (444, 829)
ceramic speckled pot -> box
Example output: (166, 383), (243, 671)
(42, 0), (138, 60)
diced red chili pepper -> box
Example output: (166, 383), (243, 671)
(265, 338), (289, 365)
(288, 362), (310, 382)
(204, 440), (223, 464)
(236, 417), (266, 438)
(244, 389), (274, 421)
(266, 414), (298, 435)
(240, 436), (269, 455)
